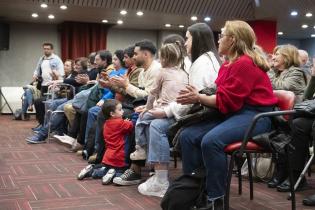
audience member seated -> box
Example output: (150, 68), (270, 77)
(268, 44), (307, 103)
(177, 20), (277, 209)
(298, 49), (311, 81)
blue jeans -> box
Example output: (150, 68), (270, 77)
(84, 106), (102, 150)
(22, 88), (33, 114)
(37, 100), (72, 138)
(147, 117), (175, 163)
(179, 107), (272, 199)
(135, 112), (155, 146)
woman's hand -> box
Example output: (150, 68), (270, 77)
(176, 85), (200, 105)
(148, 108), (167, 119)
(134, 105), (146, 113)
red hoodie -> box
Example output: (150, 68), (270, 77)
(102, 118), (134, 167)
(215, 55), (277, 114)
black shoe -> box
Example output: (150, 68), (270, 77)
(191, 197), (224, 210)
(303, 194), (315, 206)
(112, 169), (141, 186)
(268, 176), (286, 188)
(277, 177), (307, 192)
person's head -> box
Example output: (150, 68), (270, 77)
(113, 49), (125, 70)
(186, 23), (220, 63)
(74, 57), (88, 73)
(123, 45), (136, 68)
(95, 50), (112, 70)
(163, 34), (187, 57)
(273, 44), (300, 71)
(219, 20), (269, 71)
(134, 40), (157, 67)
(298, 49), (309, 66)
(102, 99), (124, 120)
(64, 59), (74, 76)
(159, 43), (184, 68)
(42, 42), (54, 57)
(88, 52), (97, 69)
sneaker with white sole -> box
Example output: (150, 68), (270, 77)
(138, 175), (169, 198)
(130, 145), (147, 160)
(102, 168), (116, 185)
(54, 135), (76, 146)
(77, 164), (94, 180)
(113, 169), (141, 186)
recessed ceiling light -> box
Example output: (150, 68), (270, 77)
(302, 24), (308, 29)
(278, 32), (284, 35)
(306, 12), (313, 17)
(48, 14), (55, 19)
(102, 19), (108, 23)
(165, 24), (171, 27)
(120, 10), (127, 15)
(191, 16), (197, 21)
(60, 5), (67, 10)
(290, 11), (298, 16)
(117, 20), (123, 24)
(179, 25), (184, 28)
(136, 11), (143, 16)
(204, 17), (211, 22)
(311, 34), (315, 38)
(40, 3), (48, 8)
(31, 13), (38, 18)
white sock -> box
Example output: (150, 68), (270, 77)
(155, 170), (168, 182)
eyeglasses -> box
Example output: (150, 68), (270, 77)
(218, 33), (231, 39)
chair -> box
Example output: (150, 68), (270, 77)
(224, 90), (296, 210)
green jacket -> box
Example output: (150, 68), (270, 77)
(268, 66), (307, 103)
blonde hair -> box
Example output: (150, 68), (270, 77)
(224, 20), (270, 72)
(274, 44), (301, 69)
(159, 43), (184, 68)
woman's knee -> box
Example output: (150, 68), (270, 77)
(201, 133), (224, 153)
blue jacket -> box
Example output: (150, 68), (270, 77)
(101, 68), (127, 101)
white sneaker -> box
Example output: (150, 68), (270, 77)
(77, 164), (94, 180)
(54, 134), (76, 146)
(130, 145), (147, 160)
(138, 175), (169, 198)
(102, 168), (116, 185)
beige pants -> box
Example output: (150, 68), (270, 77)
(64, 104), (76, 128)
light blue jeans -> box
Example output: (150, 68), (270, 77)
(135, 112), (155, 147)
(22, 88), (33, 114)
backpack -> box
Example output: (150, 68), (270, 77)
(13, 109), (23, 120)
(161, 168), (207, 210)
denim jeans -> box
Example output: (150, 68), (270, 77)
(135, 112), (155, 147)
(147, 117), (175, 163)
(84, 106), (101, 149)
(179, 106), (273, 199)
(43, 98), (68, 126)
(22, 88), (33, 114)
(37, 100), (72, 138)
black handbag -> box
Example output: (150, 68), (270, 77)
(294, 99), (315, 117)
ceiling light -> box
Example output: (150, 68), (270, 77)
(102, 19), (108, 23)
(165, 24), (171, 27)
(40, 3), (48, 8)
(31, 13), (38, 18)
(278, 32), (283, 35)
(311, 34), (315, 38)
(48, 14), (55, 19)
(136, 11), (143, 16)
(306, 12), (313, 17)
(204, 17), (211, 22)
(302, 24), (308, 29)
(290, 11), (298, 16)
(120, 10), (127, 15)
(60, 5), (67, 10)
(117, 20), (123, 24)
(179, 25), (184, 28)
(191, 16), (197, 21)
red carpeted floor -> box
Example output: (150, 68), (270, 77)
(0, 115), (314, 210)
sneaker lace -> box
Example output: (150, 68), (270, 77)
(121, 169), (134, 179)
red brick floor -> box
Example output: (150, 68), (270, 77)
(0, 115), (315, 210)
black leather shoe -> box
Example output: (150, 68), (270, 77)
(277, 177), (307, 192)
(268, 176), (286, 188)
(191, 198), (224, 210)
(303, 194), (315, 206)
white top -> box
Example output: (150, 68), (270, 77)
(41, 59), (53, 86)
(163, 51), (220, 120)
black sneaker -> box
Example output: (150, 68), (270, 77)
(112, 169), (141, 186)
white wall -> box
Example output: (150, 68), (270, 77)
(0, 22), (60, 87)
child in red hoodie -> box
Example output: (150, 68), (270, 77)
(77, 99), (134, 185)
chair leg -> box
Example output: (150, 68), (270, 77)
(225, 153), (235, 210)
(235, 156), (242, 195)
(285, 146), (296, 210)
(246, 152), (254, 200)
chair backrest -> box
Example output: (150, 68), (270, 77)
(273, 90), (296, 120)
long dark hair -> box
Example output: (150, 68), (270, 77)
(187, 23), (220, 64)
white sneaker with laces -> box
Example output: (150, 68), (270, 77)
(77, 164), (94, 180)
(54, 134), (76, 146)
(130, 145), (147, 160)
(102, 168), (116, 185)
(138, 175), (169, 198)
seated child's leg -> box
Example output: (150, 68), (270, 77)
(91, 165), (108, 179)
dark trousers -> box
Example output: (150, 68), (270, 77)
(34, 86), (48, 125)
(289, 117), (315, 173)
